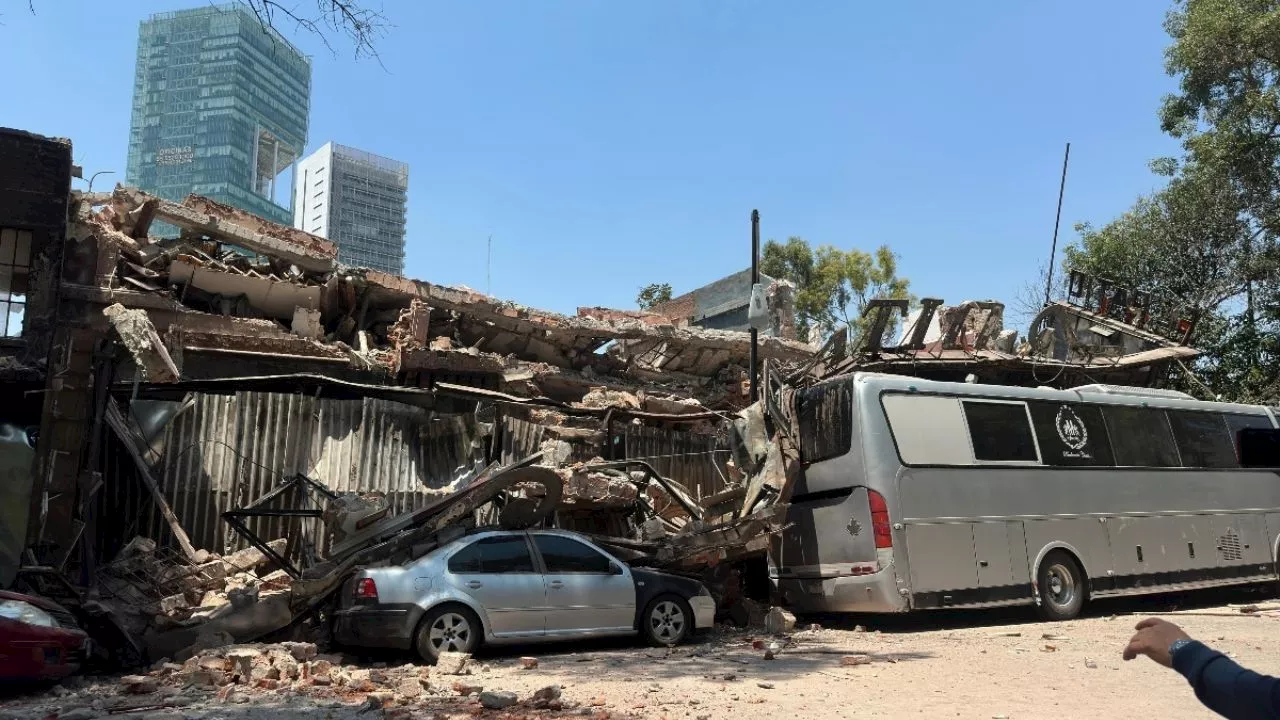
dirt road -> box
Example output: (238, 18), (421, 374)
(4, 590), (1278, 720)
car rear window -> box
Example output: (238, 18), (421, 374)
(448, 536), (535, 573)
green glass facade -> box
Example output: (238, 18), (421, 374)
(126, 4), (311, 226)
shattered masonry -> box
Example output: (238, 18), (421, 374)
(0, 127), (1202, 669)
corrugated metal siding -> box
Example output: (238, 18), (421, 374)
(623, 425), (728, 501)
(498, 416), (545, 464)
(142, 391), (480, 555)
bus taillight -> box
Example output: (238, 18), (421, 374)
(868, 490), (892, 548)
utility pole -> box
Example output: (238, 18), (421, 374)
(1044, 143), (1071, 306)
(750, 209), (760, 403)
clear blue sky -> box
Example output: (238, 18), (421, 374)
(1, 1), (1180, 329)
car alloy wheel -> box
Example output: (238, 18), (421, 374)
(648, 599), (687, 644)
(428, 611), (473, 654)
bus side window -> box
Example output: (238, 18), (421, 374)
(1226, 414), (1276, 460)
(1100, 406), (1180, 467)
(1027, 401), (1115, 466)
(1167, 411), (1237, 468)
(960, 401), (1038, 462)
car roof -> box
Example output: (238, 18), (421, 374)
(466, 527), (592, 540)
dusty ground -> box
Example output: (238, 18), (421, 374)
(4, 586), (1278, 720)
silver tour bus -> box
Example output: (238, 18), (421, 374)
(771, 373), (1280, 620)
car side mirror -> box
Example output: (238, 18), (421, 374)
(610, 562), (624, 575)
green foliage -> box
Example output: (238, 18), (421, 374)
(1063, 0), (1280, 402)
(636, 283), (673, 310)
(1065, 162), (1258, 312)
(762, 237), (911, 342)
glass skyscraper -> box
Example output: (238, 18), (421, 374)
(294, 143), (408, 274)
(126, 4), (311, 226)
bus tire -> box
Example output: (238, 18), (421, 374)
(1036, 551), (1085, 621)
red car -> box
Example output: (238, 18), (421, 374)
(0, 590), (88, 682)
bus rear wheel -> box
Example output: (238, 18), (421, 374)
(1036, 551), (1085, 621)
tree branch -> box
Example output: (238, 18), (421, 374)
(241, 0), (389, 61)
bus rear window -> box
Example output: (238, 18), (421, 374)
(798, 380), (853, 464)
(961, 401), (1038, 462)
(1101, 406), (1180, 467)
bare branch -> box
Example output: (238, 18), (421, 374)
(240, 0), (389, 61)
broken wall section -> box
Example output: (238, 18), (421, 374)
(108, 391), (500, 561)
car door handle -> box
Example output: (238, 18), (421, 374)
(548, 581), (563, 589)
(467, 581), (483, 589)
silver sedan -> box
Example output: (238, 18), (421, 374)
(333, 528), (716, 662)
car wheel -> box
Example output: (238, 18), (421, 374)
(1036, 551), (1086, 621)
(415, 605), (481, 663)
(642, 594), (692, 647)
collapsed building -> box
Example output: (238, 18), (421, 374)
(0, 127), (1205, 665)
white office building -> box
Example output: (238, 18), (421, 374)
(293, 142), (408, 274)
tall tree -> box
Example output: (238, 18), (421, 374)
(761, 237), (911, 342)
(1062, 0), (1280, 402)
(1160, 0), (1280, 322)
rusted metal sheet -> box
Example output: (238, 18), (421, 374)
(622, 425), (727, 501)
(498, 415), (545, 465)
(141, 392), (478, 556)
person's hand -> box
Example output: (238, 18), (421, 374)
(1123, 618), (1192, 667)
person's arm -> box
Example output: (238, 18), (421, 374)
(1124, 617), (1280, 720)
(1172, 639), (1280, 720)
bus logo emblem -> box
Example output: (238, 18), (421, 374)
(1055, 406), (1088, 451)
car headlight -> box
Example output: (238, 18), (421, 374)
(0, 599), (58, 628)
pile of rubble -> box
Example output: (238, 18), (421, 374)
(89, 535), (313, 661)
(34, 641), (575, 719)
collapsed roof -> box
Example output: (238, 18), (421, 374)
(77, 186), (812, 413)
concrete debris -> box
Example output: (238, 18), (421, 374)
(389, 298), (431, 349)
(480, 690), (519, 709)
(436, 651), (472, 675)
(840, 654), (872, 667)
(532, 685), (563, 702)
(578, 386), (640, 410)
(119, 675), (158, 694)
(323, 493), (392, 550)
(89, 534), (300, 665)
(291, 307), (324, 339)
(519, 656), (539, 670)
(221, 539), (288, 574)
(765, 607), (796, 635)
(450, 682), (482, 697)
(103, 303), (179, 383)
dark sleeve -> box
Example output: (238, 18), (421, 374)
(1173, 640), (1280, 720)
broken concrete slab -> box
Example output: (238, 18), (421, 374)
(104, 303), (180, 383)
(291, 307), (323, 339)
(388, 298), (430, 349)
(435, 651), (471, 675)
(148, 192), (337, 272)
(221, 539), (288, 574)
(169, 258), (322, 321)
